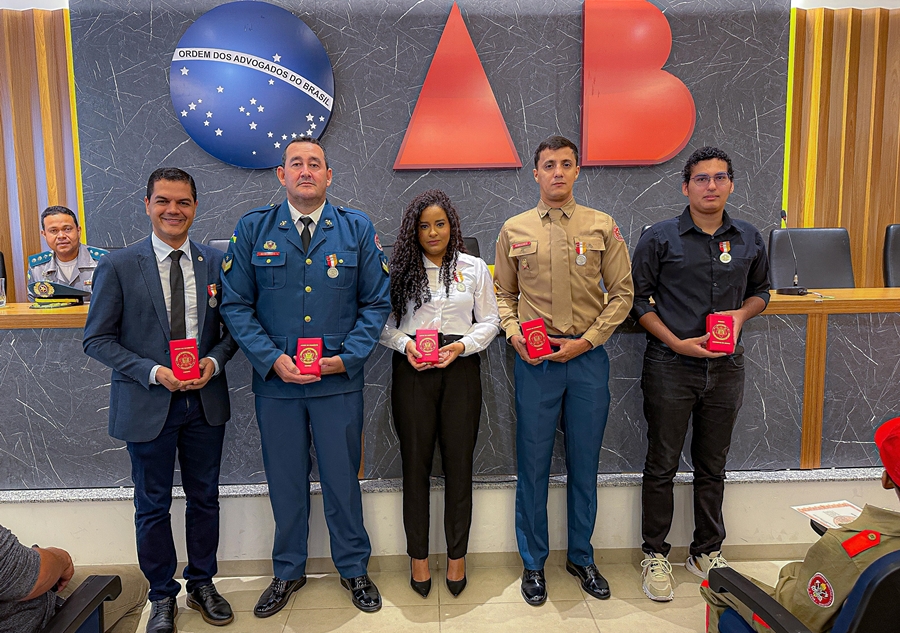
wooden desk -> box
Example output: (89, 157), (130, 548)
(0, 303), (89, 329)
(764, 288), (900, 468)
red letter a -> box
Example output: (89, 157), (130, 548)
(394, 3), (521, 170)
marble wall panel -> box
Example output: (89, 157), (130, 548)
(0, 313), (804, 489)
(70, 0), (789, 259)
(822, 313), (900, 468)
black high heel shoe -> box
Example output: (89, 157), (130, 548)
(409, 559), (432, 598)
(446, 557), (467, 597)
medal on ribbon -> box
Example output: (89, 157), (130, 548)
(207, 283), (218, 308)
(575, 240), (586, 266)
(719, 241), (732, 263)
(326, 253), (339, 278)
(454, 270), (466, 292)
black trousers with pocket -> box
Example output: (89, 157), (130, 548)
(391, 346), (482, 560)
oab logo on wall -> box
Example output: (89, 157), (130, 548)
(169, 1), (334, 170)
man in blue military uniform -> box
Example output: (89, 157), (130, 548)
(27, 206), (107, 302)
(220, 137), (391, 617)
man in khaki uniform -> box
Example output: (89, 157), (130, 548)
(494, 135), (633, 606)
(701, 416), (900, 632)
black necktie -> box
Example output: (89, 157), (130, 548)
(299, 216), (313, 252)
(169, 250), (186, 340)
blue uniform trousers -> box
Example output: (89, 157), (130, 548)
(127, 391), (224, 601)
(256, 392), (370, 580)
(514, 344), (610, 570)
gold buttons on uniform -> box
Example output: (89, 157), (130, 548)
(305, 286), (312, 293)
(266, 258), (272, 263)
(305, 258), (312, 265)
(339, 259), (344, 264)
(304, 316), (311, 322)
(869, 533), (878, 540)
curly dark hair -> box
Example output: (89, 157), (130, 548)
(389, 190), (467, 325)
(682, 146), (733, 183)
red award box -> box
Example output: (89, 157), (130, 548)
(706, 313), (735, 353)
(521, 318), (552, 359)
(416, 329), (440, 363)
(169, 338), (201, 380)
(296, 338), (322, 376)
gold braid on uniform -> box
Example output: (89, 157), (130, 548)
(389, 189), (467, 326)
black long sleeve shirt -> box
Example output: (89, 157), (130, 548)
(631, 206), (770, 341)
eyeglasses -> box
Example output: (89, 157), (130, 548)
(690, 172), (731, 186)
(44, 226), (77, 236)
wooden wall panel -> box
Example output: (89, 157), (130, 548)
(0, 9), (78, 303)
(789, 8), (900, 288)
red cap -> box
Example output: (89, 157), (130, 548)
(875, 416), (900, 484)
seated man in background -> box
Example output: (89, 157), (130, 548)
(0, 523), (148, 633)
(27, 206), (107, 301)
(701, 416), (900, 632)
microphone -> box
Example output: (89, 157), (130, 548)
(775, 213), (808, 295)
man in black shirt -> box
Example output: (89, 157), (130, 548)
(630, 147), (770, 602)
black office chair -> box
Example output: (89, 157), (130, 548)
(768, 228), (855, 289)
(207, 239), (231, 253)
(708, 549), (900, 633)
(462, 237), (480, 257)
(883, 224), (900, 287)
(40, 575), (122, 633)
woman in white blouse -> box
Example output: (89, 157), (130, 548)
(380, 190), (500, 599)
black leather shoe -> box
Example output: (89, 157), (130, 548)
(187, 583), (234, 626)
(520, 568), (547, 606)
(409, 560), (431, 598)
(340, 574), (382, 612)
(446, 557), (467, 597)
(253, 576), (307, 618)
(146, 596), (177, 633)
(566, 559), (611, 600)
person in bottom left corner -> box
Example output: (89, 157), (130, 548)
(0, 522), (148, 633)
(83, 167), (239, 633)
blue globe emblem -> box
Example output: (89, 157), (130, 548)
(170, 1), (334, 169)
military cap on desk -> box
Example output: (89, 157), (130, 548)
(28, 281), (90, 307)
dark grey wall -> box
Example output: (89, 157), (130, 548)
(5, 0), (805, 490)
(72, 0), (789, 256)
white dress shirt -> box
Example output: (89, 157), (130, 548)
(380, 252), (500, 356)
(288, 200), (325, 241)
(149, 233), (218, 384)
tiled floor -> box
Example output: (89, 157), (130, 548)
(144, 559), (786, 632)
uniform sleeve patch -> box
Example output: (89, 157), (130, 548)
(374, 233), (383, 251)
(841, 530), (881, 557)
(381, 255), (389, 274)
(222, 253), (233, 273)
(807, 572), (835, 608)
(613, 226), (624, 242)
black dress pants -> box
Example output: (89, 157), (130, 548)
(640, 341), (745, 558)
(391, 348), (482, 560)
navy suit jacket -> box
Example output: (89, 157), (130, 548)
(83, 237), (238, 442)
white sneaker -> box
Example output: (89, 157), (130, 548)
(641, 552), (674, 602)
(685, 550), (728, 579)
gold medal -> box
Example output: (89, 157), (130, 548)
(454, 270), (466, 292)
(719, 241), (732, 264)
(327, 267), (339, 278)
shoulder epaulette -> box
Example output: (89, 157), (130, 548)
(335, 205), (365, 217)
(87, 246), (108, 260)
(243, 203), (278, 218)
(841, 530), (882, 557)
(28, 251), (52, 267)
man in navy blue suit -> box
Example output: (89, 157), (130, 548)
(221, 138), (391, 616)
(84, 168), (238, 633)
